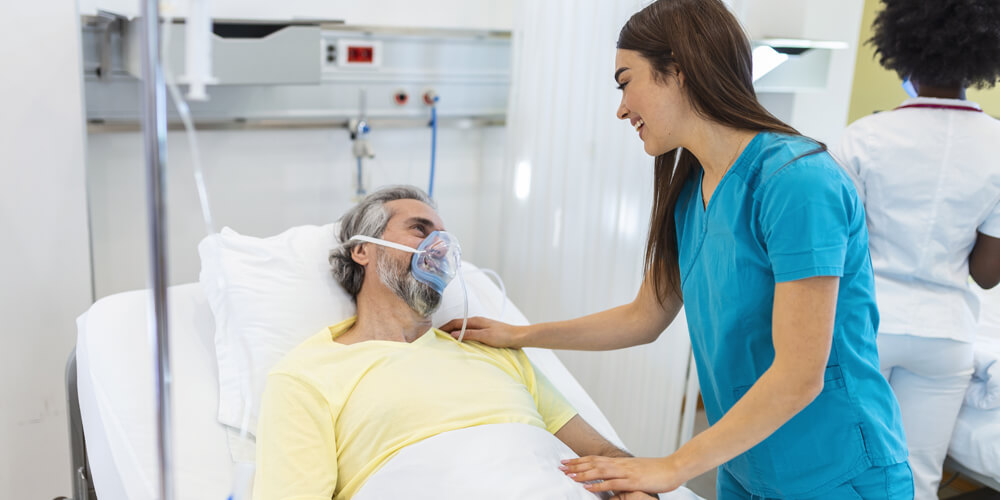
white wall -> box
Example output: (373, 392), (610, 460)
(0, 0), (92, 498)
(789, 0), (863, 147)
(0, 1), (511, 498)
(87, 126), (506, 297)
(494, 0), (698, 459)
(740, 0), (865, 146)
(78, 0), (513, 31)
(494, 0), (866, 463)
(0, 0), (864, 496)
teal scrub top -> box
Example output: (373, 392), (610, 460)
(675, 132), (908, 497)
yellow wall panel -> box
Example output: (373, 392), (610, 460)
(848, 0), (1000, 123)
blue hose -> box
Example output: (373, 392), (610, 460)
(428, 97), (439, 198)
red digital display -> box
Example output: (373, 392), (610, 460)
(347, 46), (374, 63)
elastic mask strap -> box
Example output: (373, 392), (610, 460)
(350, 235), (422, 254)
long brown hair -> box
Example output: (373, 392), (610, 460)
(618, 0), (814, 304)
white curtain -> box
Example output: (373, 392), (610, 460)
(497, 0), (695, 457)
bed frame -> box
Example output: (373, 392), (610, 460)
(64, 349), (98, 500)
(66, 340), (1000, 500)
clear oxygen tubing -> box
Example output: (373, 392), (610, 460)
(159, 10), (255, 500)
(456, 267), (470, 342)
(446, 266), (520, 342)
(428, 95), (439, 198)
(468, 267), (507, 322)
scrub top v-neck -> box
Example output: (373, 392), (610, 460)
(674, 132), (908, 497)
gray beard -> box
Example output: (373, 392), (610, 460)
(376, 247), (442, 317)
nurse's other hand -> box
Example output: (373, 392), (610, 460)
(561, 456), (681, 495)
(439, 316), (525, 348)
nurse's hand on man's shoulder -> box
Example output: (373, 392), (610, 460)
(439, 316), (525, 348)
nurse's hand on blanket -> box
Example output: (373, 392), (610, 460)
(610, 491), (658, 499)
(441, 316), (526, 348)
(560, 455), (682, 495)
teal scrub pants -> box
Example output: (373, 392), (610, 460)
(717, 461), (914, 499)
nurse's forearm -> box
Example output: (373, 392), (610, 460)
(665, 366), (822, 482)
(666, 277), (835, 481)
(516, 279), (682, 351)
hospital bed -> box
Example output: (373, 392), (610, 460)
(945, 322), (1000, 492)
(67, 274), (701, 500)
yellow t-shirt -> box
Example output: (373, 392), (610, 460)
(253, 317), (578, 500)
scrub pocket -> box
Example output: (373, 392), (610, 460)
(724, 366), (870, 497)
(810, 462), (914, 500)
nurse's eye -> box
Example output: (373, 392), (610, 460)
(617, 81), (629, 91)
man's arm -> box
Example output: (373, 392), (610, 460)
(254, 374), (339, 500)
(555, 416), (660, 499)
(554, 414), (631, 458)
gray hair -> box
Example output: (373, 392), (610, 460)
(329, 185), (435, 299)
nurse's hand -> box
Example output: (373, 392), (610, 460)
(610, 491), (658, 499)
(560, 456), (682, 495)
(439, 316), (526, 348)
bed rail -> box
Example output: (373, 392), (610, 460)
(63, 348), (98, 500)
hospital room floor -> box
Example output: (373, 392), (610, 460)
(938, 474), (1000, 499)
(683, 409), (1000, 500)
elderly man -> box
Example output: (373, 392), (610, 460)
(252, 186), (649, 500)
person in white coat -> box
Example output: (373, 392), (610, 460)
(834, 1), (1000, 498)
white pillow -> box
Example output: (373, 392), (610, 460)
(198, 224), (490, 434)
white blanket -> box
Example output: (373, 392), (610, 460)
(354, 423), (702, 500)
(964, 336), (1000, 410)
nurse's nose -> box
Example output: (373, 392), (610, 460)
(616, 101), (629, 121)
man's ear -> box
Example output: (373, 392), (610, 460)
(351, 243), (372, 266)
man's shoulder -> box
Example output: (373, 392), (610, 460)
(436, 330), (532, 373)
(269, 328), (341, 376)
(434, 329), (520, 355)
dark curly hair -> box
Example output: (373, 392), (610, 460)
(869, 0), (1000, 89)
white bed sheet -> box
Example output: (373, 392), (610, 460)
(356, 423), (701, 500)
(76, 283), (661, 500)
(77, 283), (234, 500)
(947, 315), (1000, 484)
(948, 404), (1000, 483)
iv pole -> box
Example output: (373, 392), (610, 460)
(139, 0), (176, 498)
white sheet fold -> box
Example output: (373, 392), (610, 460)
(964, 337), (1000, 410)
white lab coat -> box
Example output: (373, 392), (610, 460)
(834, 97), (1000, 343)
(833, 96), (1000, 500)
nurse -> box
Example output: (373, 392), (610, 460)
(833, 1), (1000, 498)
(441, 0), (912, 498)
